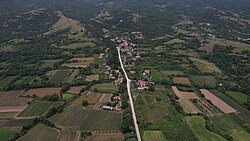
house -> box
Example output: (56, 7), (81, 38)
(115, 78), (123, 86)
(130, 70), (136, 74)
(115, 105), (122, 111)
(113, 95), (121, 100)
(145, 70), (150, 74)
(103, 106), (113, 110)
(109, 74), (115, 79)
(99, 53), (105, 58)
(138, 80), (149, 90)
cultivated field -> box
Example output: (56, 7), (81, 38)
(160, 70), (184, 76)
(86, 133), (124, 141)
(49, 70), (72, 83)
(90, 83), (118, 93)
(66, 69), (80, 83)
(85, 75), (99, 82)
(172, 86), (202, 114)
(211, 90), (250, 124)
(18, 101), (62, 117)
(0, 91), (32, 106)
(17, 124), (59, 141)
(63, 57), (94, 68)
(209, 113), (250, 140)
(0, 128), (19, 141)
(189, 57), (221, 73)
(173, 77), (191, 85)
(163, 124), (198, 141)
(74, 92), (102, 104)
(50, 105), (121, 131)
(2, 119), (34, 128)
(22, 88), (61, 97)
(98, 93), (112, 103)
(226, 91), (248, 104)
(0, 76), (17, 89)
(202, 38), (250, 52)
(190, 75), (217, 88)
(143, 130), (166, 141)
(67, 85), (85, 94)
(57, 131), (79, 141)
(200, 89), (236, 114)
(185, 116), (226, 141)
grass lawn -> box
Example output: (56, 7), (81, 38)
(190, 75), (217, 88)
(0, 129), (18, 141)
(18, 101), (62, 117)
(143, 130), (166, 141)
(49, 70), (72, 84)
(231, 131), (250, 141)
(165, 38), (185, 45)
(0, 76), (17, 89)
(226, 91), (248, 104)
(50, 105), (121, 131)
(18, 124), (59, 141)
(185, 116), (226, 141)
(90, 83), (118, 93)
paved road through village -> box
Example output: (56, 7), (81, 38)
(117, 47), (142, 141)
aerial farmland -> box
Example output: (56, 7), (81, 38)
(0, 0), (250, 141)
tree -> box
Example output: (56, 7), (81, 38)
(82, 100), (89, 107)
(61, 84), (70, 93)
(148, 85), (155, 91)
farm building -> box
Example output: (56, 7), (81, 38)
(103, 106), (113, 110)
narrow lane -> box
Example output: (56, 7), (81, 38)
(117, 48), (142, 141)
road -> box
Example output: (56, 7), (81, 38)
(117, 48), (142, 141)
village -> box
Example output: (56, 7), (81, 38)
(99, 32), (155, 112)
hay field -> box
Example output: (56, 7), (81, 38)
(189, 57), (221, 73)
(18, 101), (62, 117)
(17, 124), (59, 141)
(185, 116), (226, 141)
(50, 105), (122, 131)
(173, 77), (191, 85)
(85, 75), (99, 82)
(143, 131), (166, 141)
(23, 88), (61, 97)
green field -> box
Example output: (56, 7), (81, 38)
(18, 101), (62, 117)
(0, 129), (19, 141)
(160, 70), (184, 76)
(143, 130), (166, 141)
(212, 90), (250, 124)
(18, 124), (59, 141)
(90, 82), (118, 93)
(2, 119), (34, 127)
(135, 90), (183, 129)
(50, 105), (121, 131)
(209, 114), (250, 140)
(185, 116), (226, 141)
(49, 70), (72, 84)
(62, 93), (75, 101)
(189, 57), (221, 73)
(0, 76), (17, 89)
(163, 124), (198, 141)
(226, 91), (248, 104)
(190, 75), (217, 88)
(151, 69), (164, 81)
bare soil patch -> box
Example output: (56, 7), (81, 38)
(67, 85), (86, 94)
(173, 77), (191, 85)
(0, 91), (32, 106)
(200, 89), (236, 114)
